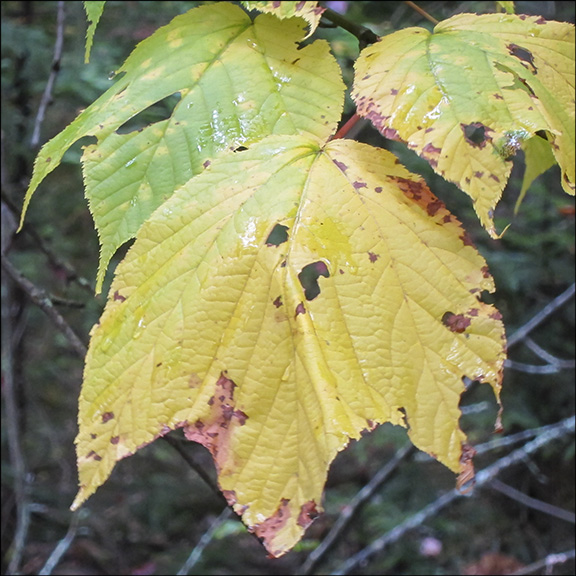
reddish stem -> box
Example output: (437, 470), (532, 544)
(331, 113), (361, 140)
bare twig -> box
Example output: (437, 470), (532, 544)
(38, 512), (82, 576)
(489, 479), (575, 524)
(509, 549), (576, 576)
(507, 283), (576, 348)
(177, 507), (233, 576)
(524, 336), (574, 366)
(3, 267), (31, 575)
(298, 443), (415, 575)
(504, 359), (575, 374)
(1, 254), (87, 358)
(1, 188), (95, 294)
(30, 1), (66, 148)
(330, 416), (575, 575)
(161, 436), (224, 502)
(404, 1), (439, 25)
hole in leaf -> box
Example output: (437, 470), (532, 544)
(298, 261), (330, 301)
(265, 224), (289, 246)
(116, 92), (181, 134)
(507, 43), (537, 73)
(461, 123), (489, 148)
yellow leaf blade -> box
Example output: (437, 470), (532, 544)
(74, 136), (505, 556)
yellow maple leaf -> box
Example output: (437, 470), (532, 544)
(73, 135), (505, 556)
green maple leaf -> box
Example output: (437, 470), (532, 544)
(72, 135), (505, 557)
(20, 2), (344, 292)
(352, 13), (575, 236)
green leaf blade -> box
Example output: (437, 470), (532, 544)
(21, 2), (345, 292)
(352, 13), (575, 235)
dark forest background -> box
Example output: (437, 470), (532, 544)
(1, 2), (574, 575)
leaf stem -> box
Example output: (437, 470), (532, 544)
(403, 1), (439, 25)
(331, 113), (362, 140)
(320, 6), (379, 47)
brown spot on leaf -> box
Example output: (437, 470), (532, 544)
(390, 88), (398, 95)
(353, 181), (367, 190)
(110, 436), (120, 445)
(481, 265), (490, 278)
(467, 308), (479, 317)
(295, 302), (306, 317)
(273, 296), (283, 308)
(374, 186), (382, 193)
(184, 372), (247, 467)
(493, 93), (504, 100)
(361, 109), (401, 141)
(90, 433), (97, 439)
(222, 489), (237, 506)
(426, 199), (443, 216)
(460, 231), (475, 247)
(474, 171), (484, 179)
(489, 310), (503, 321)
(332, 158), (348, 172)
(297, 500), (320, 528)
(421, 142), (441, 168)
(86, 451), (102, 461)
(203, 160), (211, 168)
(250, 498), (292, 557)
(489, 174), (500, 183)
(113, 290), (126, 302)
(442, 312), (471, 333)
(101, 412), (114, 423)
(368, 252), (379, 263)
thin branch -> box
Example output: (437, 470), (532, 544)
(298, 443), (415, 575)
(3, 269), (31, 575)
(507, 283), (575, 348)
(161, 436), (225, 504)
(403, 1), (439, 25)
(1, 254), (87, 358)
(30, 1), (66, 148)
(1, 188), (95, 294)
(321, 6), (379, 48)
(50, 295), (86, 309)
(330, 416), (575, 575)
(489, 479), (575, 524)
(524, 336), (573, 366)
(509, 549), (576, 576)
(177, 507), (233, 576)
(504, 359), (575, 374)
(38, 512), (82, 576)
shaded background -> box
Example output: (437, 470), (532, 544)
(2, 1), (574, 574)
